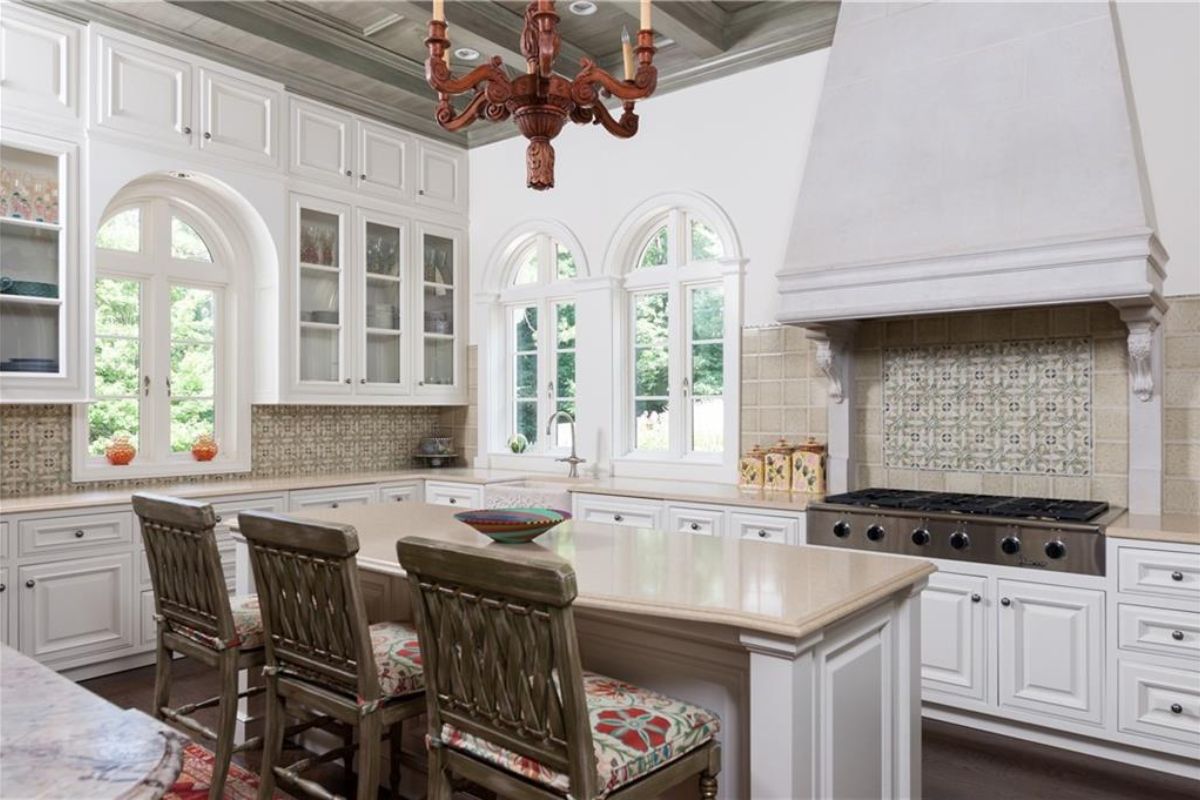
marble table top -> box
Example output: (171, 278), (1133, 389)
(0, 645), (186, 799)
(234, 502), (935, 640)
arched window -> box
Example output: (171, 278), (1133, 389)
(497, 231), (581, 453)
(76, 184), (248, 478)
(619, 201), (740, 465)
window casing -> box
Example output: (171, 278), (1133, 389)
(74, 194), (248, 479)
(623, 207), (733, 463)
(499, 233), (578, 455)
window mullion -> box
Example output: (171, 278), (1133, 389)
(669, 278), (685, 459)
(150, 275), (172, 463)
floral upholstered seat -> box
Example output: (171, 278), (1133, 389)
(173, 594), (264, 650)
(439, 672), (720, 797)
(369, 621), (425, 697)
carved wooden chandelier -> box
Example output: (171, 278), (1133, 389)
(425, 0), (657, 190)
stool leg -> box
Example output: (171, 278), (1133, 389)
(257, 672), (285, 800)
(209, 650), (240, 800)
(356, 712), (382, 800)
(342, 724), (355, 792)
(153, 627), (172, 720)
(699, 772), (718, 799)
(427, 743), (452, 800)
(389, 720), (402, 800)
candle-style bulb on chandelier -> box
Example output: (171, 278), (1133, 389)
(426, 0), (658, 190)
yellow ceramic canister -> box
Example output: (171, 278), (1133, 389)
(792, 437), (827, 494)
(738, 445), (766, 487)
(764, 438), (795, 491)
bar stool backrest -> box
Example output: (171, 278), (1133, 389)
(133, 493), (235, 649)
(238, 511), (380, 701)
(396, 536), (598, 798)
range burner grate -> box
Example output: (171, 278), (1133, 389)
(821, 489), (1109, 523)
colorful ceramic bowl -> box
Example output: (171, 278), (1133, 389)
(453, 507), (572, 544)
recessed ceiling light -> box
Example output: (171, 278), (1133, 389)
(568, 1), (597, 16)
(453, 47), (480, 61)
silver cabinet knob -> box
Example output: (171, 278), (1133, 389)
(0, 583), (6, 593)
(1172, 571), (1184, 581)
(331, 502), (340, 509)
(360, 173), (367, 180)
(1001, 597), (1012, 607)
(25, 579), (35, 588)
(613, 514), (623, 522)
(418, 188), (425, 195)
(449, 498), (457, 504)
(345, 169), (352, 177)
(689, 522), (700, 531)
(1171, 703), (1183, 714)
(971, 593), (982, 603)
(360, 378), (366, 384)
(1173, 630), (1185, 641)
(758, 529), (769, 538)
(344, 378), (351, 384)
(203, 131), (212, 140)
(183, 125), (192, 134)
(74, 529), (84, 538)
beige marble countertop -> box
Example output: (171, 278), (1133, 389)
(0, 643), (186, 799)
(247, 502), (935, 640)
(565, 475), (820, 511)
(0, 468), (532, 515)
(1107, 512), (1200, 546)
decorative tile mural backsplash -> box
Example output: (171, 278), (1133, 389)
(1, 404), (452, 497)
(883, 338), (1093, 476)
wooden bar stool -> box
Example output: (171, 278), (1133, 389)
(396, 536), (722, 800)
(132, 493), (271, 800)
(239, 511), (427, 800)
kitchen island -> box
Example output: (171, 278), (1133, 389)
(232, 502), (935, 799)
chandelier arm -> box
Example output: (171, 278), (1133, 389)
(586, 100), (639, 138)
(570, 62), (656, 106)
(426, 57), (513, 104)
(434, 91), (492, 132)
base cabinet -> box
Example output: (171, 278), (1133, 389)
(921, 572), (988, 702)
(17, 553), (134, 666)
(997, 579), (1104, 725)
(0, 565), (9, 645)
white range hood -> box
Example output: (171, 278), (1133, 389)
(777, 1), (1168, 326)
(777, 2), (1169, 515)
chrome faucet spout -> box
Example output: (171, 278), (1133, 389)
(546, 410), (586, 478)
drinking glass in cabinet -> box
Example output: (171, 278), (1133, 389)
(366, 222), (400, 277)
(299, 271), (339, 325)
(299, 209), (339, 267)
(423, 287), (454, 335)
(423, 235), (454, 285)
(424, 337), (454, 385)
(1, 145), (59, 224)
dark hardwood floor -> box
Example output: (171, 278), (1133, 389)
(82, 660), (1199, 800)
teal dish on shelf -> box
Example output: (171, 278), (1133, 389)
(453, 507), (572, 544)
(0, 277), (58, 298)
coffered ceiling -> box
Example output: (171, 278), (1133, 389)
(25, 0), (838, 146)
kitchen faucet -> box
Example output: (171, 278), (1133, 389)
(546, 409), (586, 478)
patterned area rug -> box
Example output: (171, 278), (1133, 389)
(164, 742), (289, 800)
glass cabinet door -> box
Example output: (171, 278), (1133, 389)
(360, 214), (405, 390)
(296, 200), (346, 386)
(0, 144), (65, 378)
(420, 227), (458, 389)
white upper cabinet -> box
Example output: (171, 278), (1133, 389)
(93, 29), (193, 146)
(198, 67), (279, 167)
(290, 97), (353, 185)
(0, 5), (81, 126)
(416, 139), (467, 214)
(357, 120), (412, 202)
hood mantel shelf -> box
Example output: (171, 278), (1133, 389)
(777, 2), (1169, 352)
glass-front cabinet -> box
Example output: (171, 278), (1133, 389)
(293, 195), (348, 392)
(288, 193), (462, 403)
(0, 132), (83, 401)
(417, 222), (461, 394)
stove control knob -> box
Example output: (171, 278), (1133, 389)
(949, 531), (970, 551)
(866, 524), (886, 542)
(833, 521), (852, 539)
(911, 528), (931, 546)
(1001, 536), (1021, 555)
(1044, 540), (1067, 560)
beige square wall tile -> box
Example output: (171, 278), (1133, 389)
(915, 317), (948, 344)
(1094, 373), (1128, 408)
(758, 381), (783, 406)
(1165, 370), (1200, 409)
(1013, 475), (1051, 496)
(1011, 309), (1049, 339)
(1051, 306), (1089, 336)
(759, 354), (784, 380)
(784, 325), (808, 352)
(759, 327), (784, 354)
(1094, 407), (1129, 441)
(1165, 408), (1200, 442)
(784, 352), (809, 379)
(979, 312), (1012, 341)
(885, 319), (915, 346)
(1165, 334), (1200, 369)
(1089, 475), (1128, 507)
(944, 472), (984, 493)
(783, 407), (811, 436)
(1093, 442), (1128, 475)
(1051, 476), (1091, 499)
(1165, 443), (1200, 477)
(948, 313), (981, 343)
(981, 473), (1015, 495)
(1093, 339), (1127, 372)
(1164, 297), (1200, 334)
(1164, 478), (1200, 513)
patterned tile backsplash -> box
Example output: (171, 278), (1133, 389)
(882, 338), (1093, 476)
(1, 404), (450, 498)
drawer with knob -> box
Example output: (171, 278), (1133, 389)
(18, 511), (133, 558)
(1118, 659), (1200, 746)
(425, 482), (484, 509)
(729, 510), (800, 545)
(574, 495), (662, 530)
(1118, 545), (1200, 601)
(1118, 603), (1200, 660)
(289, 485), (379, 510)
(666, 504), (725, 537)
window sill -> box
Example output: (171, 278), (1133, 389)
(71, 455), (252, 484)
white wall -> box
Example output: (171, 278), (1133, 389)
(469, 2), (1198, 328)
(468, 48), (830, 332)
(1117, 0), (1200, 297)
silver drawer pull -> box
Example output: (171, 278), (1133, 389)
(215, 514), (223, 523)
(73, 529), (84, 538)
(25, 579), (35, 588)
(613, 514), (623, 522)
(1171, 703), (1183, 714)
(331, 502), (340, 509)
(757, 529), (768, 538)
(971, 593), (982, 603)
(1173, 630), (1185, 641)
(0, 583), (6, 592)
(690, 522), (700, 531)
(448, 498), (457, 505)
(1001, 597), (1012, 607)
(1172, 571), (1184, 581)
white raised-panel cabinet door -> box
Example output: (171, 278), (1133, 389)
(416, 139), (466, 213)
(357, 121), (412, 201)
(0, 565), (9, 646)
(0, 5), (80, 124)
(198, 68), (279, 167)
(94, 30), (192, 145)
(921, 572), (988, 702)
(290, 98), (353, 185)
(18, 553), (134, 666)
(997, 579), (1104, 725)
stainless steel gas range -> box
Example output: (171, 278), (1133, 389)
(807, 489), (1124, 577)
